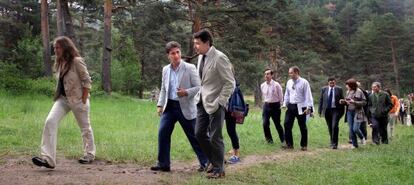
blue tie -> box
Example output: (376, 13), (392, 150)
(327, 88), (333, 108)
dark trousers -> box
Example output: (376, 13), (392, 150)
(324, 108), (341, 147)
(371, 116), (389, 144)
(399, 111), (406, 124)
(157, 100), (208, 168)
(411, 113), (414, 125)
(262, 102), (284, 143)
(360, 121), (367, 139)
(225, 112), (239, 150)
(195, 103), (225, 173)
(284, 104), (307, 148)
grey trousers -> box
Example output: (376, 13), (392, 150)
(195, 103), (225, 173)
(40, 96), (96, 167)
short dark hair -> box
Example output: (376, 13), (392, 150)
(289, 66), (300, 74)
(165, 41), (181, 54)
(346, 78), (358, 90)
(264, 68), (273, 75)
(193, 29), (213, 46)
(328, 77), (336, 82)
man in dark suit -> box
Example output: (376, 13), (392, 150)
(318, 77), (345, 149)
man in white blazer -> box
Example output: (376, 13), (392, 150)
(193, 29), (236, 179)
(151, 41), (208, 172)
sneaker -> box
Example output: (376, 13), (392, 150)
(227, 155), (240, 164)
(78, 154), (95, 164)
(32, 157), (55, 169)
(361, 138), (367, 145)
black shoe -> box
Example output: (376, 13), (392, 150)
(332, 145), (338, 149)
(32, 157), (54, 169)
(266, 139), (274, 144)
(300, 146), (307, 151)
(282, 144), (294, 150)
(150, 165), (170, 172)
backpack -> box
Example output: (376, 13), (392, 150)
(228, 83), (249, 124)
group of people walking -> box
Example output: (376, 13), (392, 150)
(31, 29), (410, 180)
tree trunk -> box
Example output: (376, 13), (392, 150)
(56, 0), (64, 36)
(78, 2), (86, 55)
(56, 0), (76, 44)
(102, 0), (112, 94)
(139, 56), (145, 98)
(62, 0), (76, 44)
(185, 0), (203, 62)
(390, 40), (400, 97)
(41, 0), (52, 76)
(254, 80), (262, 107)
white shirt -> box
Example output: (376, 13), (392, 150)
(283, 77), (314, 114)
(261, 79), (283, 103)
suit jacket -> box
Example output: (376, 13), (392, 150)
(53, 57), (92, 104)
(195, 46), (236, 114)
(157, 60), (200, 120)
(318, 86), (345, 117)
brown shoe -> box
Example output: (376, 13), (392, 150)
(207, 171), (225, 179)
(301, 146), (307, 151)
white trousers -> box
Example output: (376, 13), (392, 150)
(40, 96), (96, 167)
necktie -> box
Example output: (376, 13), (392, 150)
(199, 55), (206, 78)
(327, 87), (333, 108)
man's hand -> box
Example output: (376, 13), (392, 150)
(176, 88), (188, 97)
(304, 108), (311, 115)
(82, 88), (89, 104)
(157, 106), (163, 117)
(281, 105), (287, 109)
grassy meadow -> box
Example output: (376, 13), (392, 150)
(1, 91), (413, 184)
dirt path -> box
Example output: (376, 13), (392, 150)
(0, 145), (353, 185)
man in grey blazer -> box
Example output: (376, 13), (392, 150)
(318, 77), (345, 149)
(193, 29), (236, 179)
(150, 41), (208, 172)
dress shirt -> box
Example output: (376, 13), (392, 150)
(261, 79), (283, 103)
(283, 77), (314, 114)
(168, 62), (182, 100)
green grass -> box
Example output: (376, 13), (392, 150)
(1, 92), (413, 184)
(0, 91), (339, 163)
(185, 126), (414, 185)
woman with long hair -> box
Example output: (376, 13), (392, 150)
(32, 36), (96, 168)
(341, 78), (367, 148)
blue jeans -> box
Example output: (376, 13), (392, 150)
(157, 100), (208, 168)
(347, 110), (364, 147)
